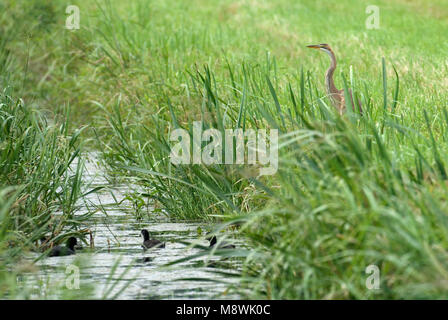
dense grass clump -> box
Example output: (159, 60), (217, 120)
(0, 91), (88, 297)
(240, 113), (448, 299)
(0, 92), (86, 240)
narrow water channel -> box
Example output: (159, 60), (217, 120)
(24, 154), (242, 299)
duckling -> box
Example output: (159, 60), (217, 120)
(208, 235), (235, 249)
(49, 237), (77, 257)
(141, 229), (165, 250)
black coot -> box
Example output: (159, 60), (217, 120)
(208, 235), (235, 249)
(141, 229), (165, 250)
(49, 237), (77, 257)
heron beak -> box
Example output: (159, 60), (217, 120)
(306, 44), (321, 49)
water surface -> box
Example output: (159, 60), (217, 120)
(26, 154), (242, 299)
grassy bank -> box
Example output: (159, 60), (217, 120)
(2, 0), (448, 299)
(0, 90), (89, 297)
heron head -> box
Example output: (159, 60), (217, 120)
(307, 43), (332, 54)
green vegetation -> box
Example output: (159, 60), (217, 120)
(0, 91), (87, 297)
(2, 0), (448, 299)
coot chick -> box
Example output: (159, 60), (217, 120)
(141, 229), (165, 250)
(49, 237), (77, 257)
(208, 235), (235, 249)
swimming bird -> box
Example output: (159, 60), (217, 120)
(306, 43), (362, 115)
(49, 237), (77, 257)
(208, 235), (235, 249)
(141, 229), (165, 250)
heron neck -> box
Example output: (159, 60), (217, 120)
(324, 50), (338, 95)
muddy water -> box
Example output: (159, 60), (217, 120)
(28, 154), (242, 299)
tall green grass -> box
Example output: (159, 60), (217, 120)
(0, 91), (88, 298)
(101, 54), (448, 298)
(0, 92), (87, 241)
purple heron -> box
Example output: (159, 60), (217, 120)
(307, 43), (362, 115)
